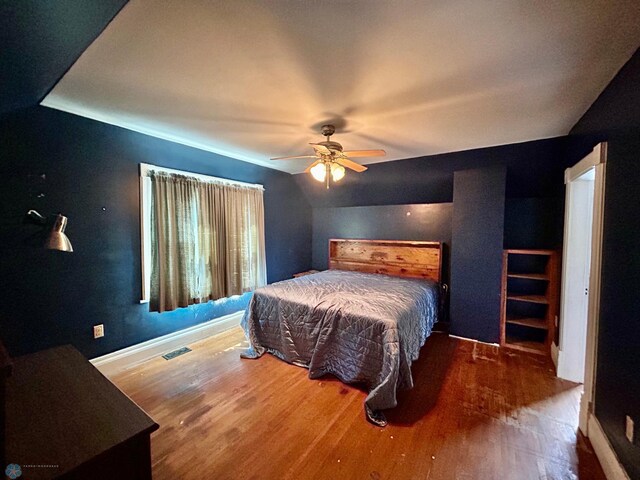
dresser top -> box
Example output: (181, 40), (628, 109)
(6, 345), (158, 479)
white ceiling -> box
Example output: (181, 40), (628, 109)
(42, 0), (640, 174)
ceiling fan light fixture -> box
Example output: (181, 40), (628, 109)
(310, 162), (326, 182)
(274, 124), (378, 186)
(331, 163), (345, 182)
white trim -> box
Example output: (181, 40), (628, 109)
(557, 143), (607, 435)
(91, 310), (244, 377)
(588, 414), (631, 480)
(564, 143), (606, 184)
(581, 393), (592, 439)
(139, 171), (151, 302)
(139, 163), (263, 190)
(582, 155), (607, 433)
(550, 341), (559, 369)
(40, 99), (287, 173)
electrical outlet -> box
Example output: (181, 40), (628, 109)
(626, 415), (634, 443)
(93, 324), (104, 339)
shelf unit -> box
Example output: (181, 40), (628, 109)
(500, 249), (559, 355)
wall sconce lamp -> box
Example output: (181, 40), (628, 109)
(24, 210), (73, 252)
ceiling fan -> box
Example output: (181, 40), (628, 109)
(271, 124), (386, 189)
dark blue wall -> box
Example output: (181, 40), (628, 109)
(0, 0), (128, 116)
(294, 137), (570, 208)
(450, 167), (506, 343)
(312, 203), (452, 284)
(570, 49), (640, 139)
(504, 197), (565, 250)
(302, 137), (571, 344)
(569, 48), (640, 478)
(0, 106), (312, 358)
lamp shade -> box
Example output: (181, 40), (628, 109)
(310, 162), (326, 182)
(331, 163), (345, 182)
(45, 214), (73, 252)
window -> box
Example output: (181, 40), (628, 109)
(140, 163), (266, 312)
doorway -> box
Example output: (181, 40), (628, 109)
(557, 143), (607, 436)
(558, 168), (595, 383)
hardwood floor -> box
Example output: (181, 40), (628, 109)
(111, 327), (605, 480)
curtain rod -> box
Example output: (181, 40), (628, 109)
(139, 163), (264, 190)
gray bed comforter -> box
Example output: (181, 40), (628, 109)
(240, 269), (439, 425)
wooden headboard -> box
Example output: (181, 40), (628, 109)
(328, 239), (443, 283)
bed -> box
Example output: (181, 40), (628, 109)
(241, 239), (443, 426)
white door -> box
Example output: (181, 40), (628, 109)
(558, 171), (595, 383)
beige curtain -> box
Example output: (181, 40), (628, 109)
(224, 185), (267, 295)
(149, 171), (266, 313)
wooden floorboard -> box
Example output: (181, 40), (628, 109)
(111, 327), (606, 480)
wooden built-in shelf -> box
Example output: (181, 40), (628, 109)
(507, 294), (549, 304)
(504, 249), (556, 256)
(500, 249), (559, 357)
(504, 336), (548, 355)
(505, 316), (548, 330)
(507, 273), (549, 281)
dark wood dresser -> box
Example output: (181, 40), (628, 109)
(5, 345), (159, 479)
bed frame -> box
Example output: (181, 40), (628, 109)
(328, 239), (443, 283)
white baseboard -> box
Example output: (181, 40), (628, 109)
(580, 393), (590, 435)
(91, 310), (244, 377)
(551, 341), (559, 370)
(588, 414), (631, 480)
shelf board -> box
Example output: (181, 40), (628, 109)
(506, 316), (548, 330)
(503, 337), (547, 355)
(507, 294), (549, 304)
(507, 273), (549, 281)
(505, 249), (555, 256)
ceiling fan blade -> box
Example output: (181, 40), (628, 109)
(310, 143), (332, 155)
(342, 149), (386, 158)
(335, 157), (368, 172)
(304, 160), (322, 173)
(270, 155), (317, 161)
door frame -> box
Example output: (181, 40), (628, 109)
(558, 142), (607, 435)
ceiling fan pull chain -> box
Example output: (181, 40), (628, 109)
(325, 163), (331, 189)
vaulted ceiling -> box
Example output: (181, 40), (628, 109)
(40, 0), (640, 173)
(0, 0), (127, 116)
